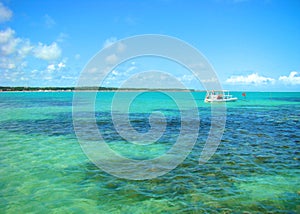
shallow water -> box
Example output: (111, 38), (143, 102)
(0, 91), (299, 213)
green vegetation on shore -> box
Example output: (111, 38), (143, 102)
(0, 86), (196, 92)
(0, 86), (117, 91)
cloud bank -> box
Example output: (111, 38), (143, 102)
(0, 28), (62, 70)
(0, 2), (68, 86)
(226, 73), (275, 85)
(226, 71), (300, 87)
(279, 71), (300, 85)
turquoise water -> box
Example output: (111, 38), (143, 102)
(0, 91), (299, 213)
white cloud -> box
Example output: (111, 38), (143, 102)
(47, 64), (56, 72)
(44, 76), (53, 80)
(0, 35), (20, 55)
(0, 57), (15, 69)
(17, 40), (33, 58)
(33, 42), (62, 61)
(226, 73), (275, 85)
(126, 66), (136, 73)
(179, 74), (194, 82)
(0, 2), (12, 23)
(111, 70), (118, 76)
(0, 28), (32, 70)
(279, 71), (300, 85)
(103, 37), (117, 48)
(0, 28), (15, 44)
(86, 67), (98, 74)
(105, 54), (118, 64)
(46, 61), (67, 72)
(20, 76), (28, 81)
(57, 61), (66, 69)
(7, 63), (16, 69)
(61, 75), (75, 79)
(201, 77), (218, 83)
(117, 42), (126, 53)
(0, 28), (63, 63)
(0, 27), (64, 79)
(102, 37), (126, 53)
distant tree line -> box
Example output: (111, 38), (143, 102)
(0, 86), (118, 91)
(0, 86), (196, 92)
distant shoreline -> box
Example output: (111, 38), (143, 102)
(0, 86), (201, 92)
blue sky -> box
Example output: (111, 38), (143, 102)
(0, 0), (299, 91)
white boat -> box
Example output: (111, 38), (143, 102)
(204, 90), (238, 103)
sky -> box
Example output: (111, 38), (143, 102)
(0, 0), (299, 91)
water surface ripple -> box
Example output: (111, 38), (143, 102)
(0, 92), (299, 213)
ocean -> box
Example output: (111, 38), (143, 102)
(0, 91), (299, 213)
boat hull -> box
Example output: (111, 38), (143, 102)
(204, 97), (238, 103)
